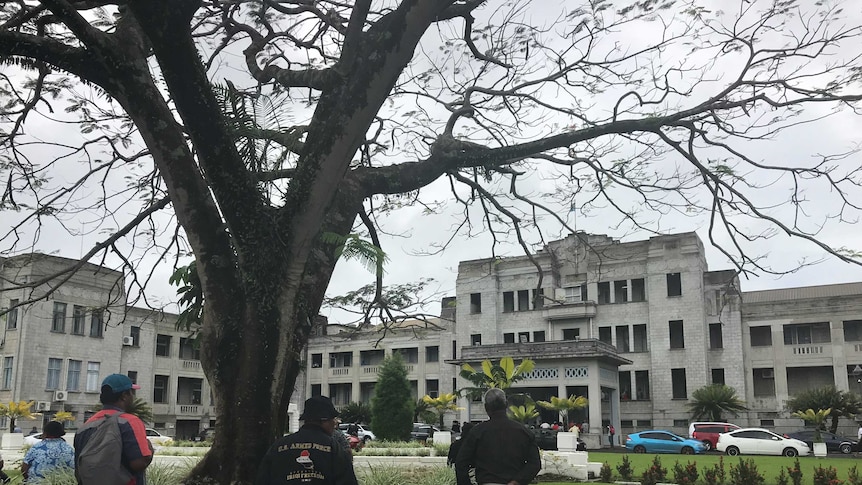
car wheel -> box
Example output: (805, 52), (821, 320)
(681, 446), (694, 455)
(701, 440), (712, 451)
(633, 445), (646, 453)
(363, 436), (371, 444)
(726, 446), (740, 456)
(840, 443), (852, 454)
(783, 447), (798, 457)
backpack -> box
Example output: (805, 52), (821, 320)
(75, 412), (134, 485)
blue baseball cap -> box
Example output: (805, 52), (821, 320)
(102, 374), (141, 393)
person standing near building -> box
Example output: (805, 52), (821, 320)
(607, 424), (616, 448)
(22, 421), (75, 481)
(455, 389), (541, 485)
(255, 396), (358, 485)
(74, 374), (154, 485)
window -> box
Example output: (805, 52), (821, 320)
(753, 368), (776, 397)
(563, 285), (587, 303)
(128, 371), (138, 385)
(329, 352), (353, 368)
(533, 331), (545, 342)
(750, 326), (772, 346)
(179, 338), (200, 360)
(471, 334), (482, 346)
(47, 358), (62, 390)
(613, 280), (628, 303)
(517, 290), (529, 311)
(760, 419), (775, 427)
(635, 370), (650, 400)
(637, 419), (652, 427)
(598, 326), (612, 345)
(631, 279), (646, 302)
(426, 379), (439, 398)
(562, 328), (580, 340)
(709, 323), (723, 349)
(72, 305), (86, 335)
(130, 326), (141, 346)
(67, 360), (81, 391)
(633, 324), (648, 352)
(615, 325), (630, 353)
(52, 302), (67, 333)
(156, 335), (171, 357)
(311, 384), (321, 397)
(504, 333), (515, 344)
(518, 332), (530, 343)
(671, 368), (687, 399)
(311, 354), (323, 368)
(503, 291), (514, 312)
(426, 346), (439, 363)
(619, 371), (632, 400)
(393, 348), (418, 364)
(673, 419), (689, 428)
(597, 282), (611, 304)
(90, 310), (103, 338)
(153, 375), (169, 403)
(86, 362), (100, 392)
(666, 273), (682, 296)
(2, 357), (12, 389)
(712, 368), (725, 385)
(669, 320), (685, 349)
(5, 299), (18, 329)
(470, 293), (482, 314)
(532, 288), (544, 309)
(360, 350), (383, 366)
(844, 320), (862, 342)
(783, 322), (830, 345)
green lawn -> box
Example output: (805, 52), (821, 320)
(540, 452), (862, 485)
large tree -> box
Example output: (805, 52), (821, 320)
(785, 386), (862, 433)
(370, 353), (414, 441)
(1, 1), (862, 482)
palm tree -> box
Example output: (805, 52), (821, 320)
(459, 357), (535, 399)
(687, 384), (748, 421)
(536, 395), (589, 425)
(421, 393), (462, 428)
(339, 401), (372, 424)
(93, 397), (154, 423)
(791, 408), (831, 443)
(785, 386), (862, 433)
(509, 403), (540, 424)
(0, 401), (39, 432)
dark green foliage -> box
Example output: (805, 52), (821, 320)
(616, 455), (634, 480)
(785, 386), (862, 433)
(703, 456), (726, 485)
(673, 460), (699, 485)
(847, 465), (862, 485)
(688, 384), (748, 421)
(728, 458), (764, 485)
(339, 401), (372, 424)
(599, 462), (612, 483)
(776, 468), (789, 485)
(787, 458), (803, 485)
(370, 353), (414, 441)
(640, 456), (667, 485)
(812, 465), (842, 485)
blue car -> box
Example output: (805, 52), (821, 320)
(626, 430), (707, 454)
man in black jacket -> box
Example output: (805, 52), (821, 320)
(255, 396), (358, 485)
(455, 389), (541, 485)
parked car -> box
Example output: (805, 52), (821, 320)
(193, 428), (216, 442)
(529, 426), (586, 451)
(716, 428), (809, 457)
(625, 430), (706, 454)
(785, 430), (856, 454)
(146, 428), (174, 446)
(24, 433), (43, 447)
(338, 423), (377, 442)
(410, 424), (439, 441)
(688, 422), (741, 451)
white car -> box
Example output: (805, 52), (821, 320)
(716, 428), (809, 457)
(338, 423), (376, 442)
(24, 433), (44, 446)
(145, 428), (174, 446)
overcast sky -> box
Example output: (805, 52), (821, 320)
(2, 0), (862, 324)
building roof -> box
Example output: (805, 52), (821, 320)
(742, 282), (862, 303)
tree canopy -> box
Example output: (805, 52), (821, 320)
(687, 384), (748, 422)
(785, 386), (862, 433)
(2, 1), (862, 482)
(370, 353), (414, 441)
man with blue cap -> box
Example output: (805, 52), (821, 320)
(74, 373), (154, 484)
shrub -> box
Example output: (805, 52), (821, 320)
(640, 455), (667, 485)
(599, 462), (613, 483)
(788, 458), (804, 485)
(848, 466), (862, 485)
(812, 465), (843, 485)
(703, 455), (726, 485)
(616, 454), (634, 480)
(776, 467), (789, 485)
(673, 460), (699, 485)
(728, 458), (764, 485)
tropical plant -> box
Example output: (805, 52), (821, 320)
(459, 357), (535, 400)
(687, 384), (748, 421)
(93, 397), (154, 423)
(791, 408), (831, 443)
(421, 393), (462, 428)
(52, 411), (76, 424)
(371, 354), (414, 441)
(509, 403), (540, 424)
(339, 401), (372, 425)
(785, 386), (862, 433)
(536, 395), (588, 426)
(0, 401), (39, 432)
(413, 398), (437, 425)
